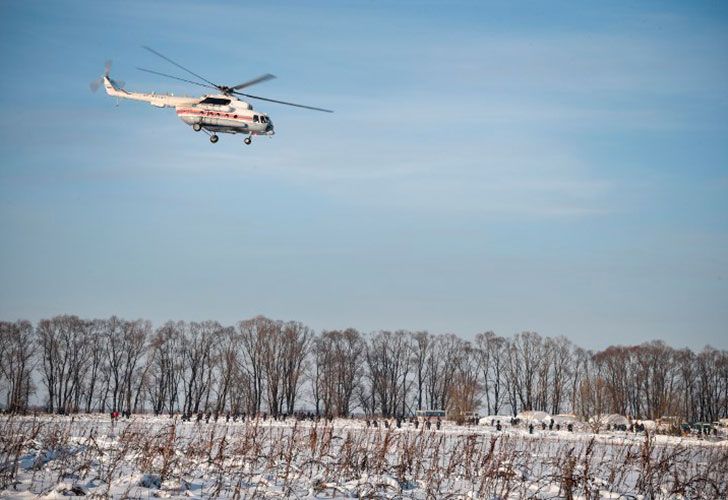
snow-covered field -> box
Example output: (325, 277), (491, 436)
(1, 414), (726, 499)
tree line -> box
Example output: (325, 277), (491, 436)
(1, 315), (726, 423)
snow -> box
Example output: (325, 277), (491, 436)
(478, 415), (510, 426)
(603, 414), (629, 427)
(552, 413), (579, 425)
(637, 419), (657, 431)
(1, 414), (726, 499)
(516, 410), (551, 423)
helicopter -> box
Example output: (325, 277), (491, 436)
(90, 46), (333, 145)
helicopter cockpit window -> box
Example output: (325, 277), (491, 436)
(260, 116), (268, 123)
(253, 115), (259, 122)
(200, 97), (231, 106)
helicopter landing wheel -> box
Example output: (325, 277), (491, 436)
(192, 123), (202, 132)
(244, 137), (252, 145)
(210, 134), (219, 144)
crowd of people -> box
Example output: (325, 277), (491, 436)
(97, 410), (724, 439)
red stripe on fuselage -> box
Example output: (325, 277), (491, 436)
(176, 108), (254, 122)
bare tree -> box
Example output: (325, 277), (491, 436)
(635, 341), (678, 419)
(718, 351), (728, 419)
(238, 316), (273, 414)
(592, 346), (630, 415)
(314, 329), (364, 417)
(4, 314), (726, 423)
(695, 346), (723, 422)
(366, 330), (413, 417)
(507, 331), (546, 413)
(212, 326), (239, 415)
(411, 331), (431, 412)
(0, 320), (36, 413)
(124, 320), (150, 413)
(148, 321), (184, 415)
(37, 315), (88, 413)
(424, 334), (461, 411)
(102, 316), (126, 412)
(280, 321), (312, 414)
(549, 336), (574, 415)
(82, 319), (107, 413)
(310, 335), (326, 416)
(675, 348), (696, 421)
(261, 319), (285, 416)
(448, 341), (480, 420)
(181, 321), (219, 415)
(578, 373), (610, 433)
(475, 332), (507, 416)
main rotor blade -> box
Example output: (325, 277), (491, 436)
(137, 67), (217, 90)
(233, 91), (333, 113)
(231, 73), (276, 91)
(142, 46), (219, 89)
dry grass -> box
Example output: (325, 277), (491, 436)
(1, 415), (727, 498)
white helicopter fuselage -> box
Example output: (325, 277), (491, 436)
(176, 98), (273, 136)
(103, 76), (274, 138)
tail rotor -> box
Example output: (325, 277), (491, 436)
(90, 60), (124, 92)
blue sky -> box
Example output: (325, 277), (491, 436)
(1, 1), (727, 349)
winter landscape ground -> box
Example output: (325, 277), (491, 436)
(1, 414), (727, 499)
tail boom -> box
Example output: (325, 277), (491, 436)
(103, 76), (195, 108)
